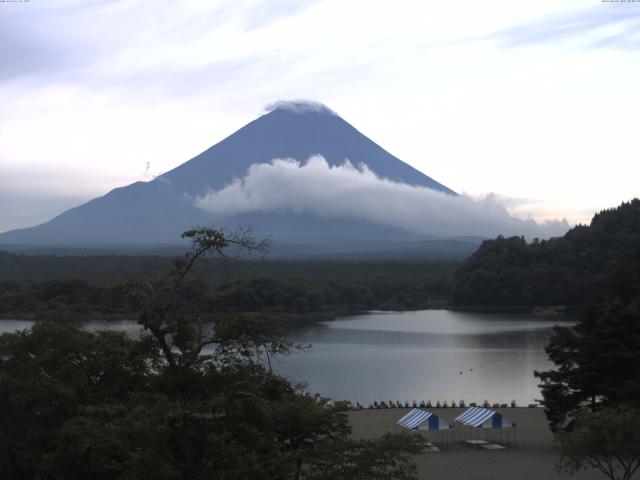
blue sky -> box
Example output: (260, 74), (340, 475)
(1, 0), (639, 233)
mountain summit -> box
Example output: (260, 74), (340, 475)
(0, 101), (458, 251)
(161, 100), (455, 196)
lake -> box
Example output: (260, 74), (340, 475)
(274, 310), (574, 406)
(0, 310), (573, 405)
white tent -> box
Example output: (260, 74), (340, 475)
(397, 409), (451, 431)
(397, 408), (451, 432)
(397, 408), (452, 449)
(454, 406), (515, 429)
(454, 407), (517, 445)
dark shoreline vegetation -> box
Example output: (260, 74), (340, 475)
(451, 199), (640, 308)
(0, 255), (457, 324)
(3, 200), (640, 325)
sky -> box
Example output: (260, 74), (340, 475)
(1, 0), (639, 233)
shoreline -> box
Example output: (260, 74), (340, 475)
(348, 407), (601, 479)
(0, 304), (579, 325)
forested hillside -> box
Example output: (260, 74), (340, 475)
(0, 255), (456, 321)
(451, 199), (640, 307)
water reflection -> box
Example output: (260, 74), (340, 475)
(0, 310), (573, 405)
(275, 310), (574, 405)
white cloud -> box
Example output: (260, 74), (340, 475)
(195, 156), (569, 239)
(264, 99), (336, 115)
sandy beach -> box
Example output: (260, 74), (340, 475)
(348, 408), (603, 480)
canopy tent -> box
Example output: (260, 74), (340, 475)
(397, 409), (451, 431)
(454, 406), (518, 445)
(454, 407), (515, 429)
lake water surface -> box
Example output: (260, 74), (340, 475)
(274, 310), (574, 406)
(0, 310), (573, 405)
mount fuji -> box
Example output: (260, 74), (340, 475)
(0, 101), (563, 256)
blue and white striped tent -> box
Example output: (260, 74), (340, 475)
(397, 409), (451, 431)
(454, 407), (515, 429)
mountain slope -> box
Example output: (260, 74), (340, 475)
(0, 102), (455, 249)
(162, 103), (455, 195)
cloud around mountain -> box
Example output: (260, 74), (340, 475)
(195, 155), (569, 239)
(264, 99), (337, 116)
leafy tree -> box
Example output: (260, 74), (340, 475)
(535, 299), (640, 431)
(451, 199), (640, 307)
(302, 433), (426, 480)
(120, 226), (269, 370)
(556, 407), (640, 480)
(0, 320), (157, 479)
(0, 227), (424, 479)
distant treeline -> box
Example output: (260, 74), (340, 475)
(0, 251), (175, 283)
(6, 200), (640, 318)
(451, 199), (640, 307)
(0, 256), (457, 323)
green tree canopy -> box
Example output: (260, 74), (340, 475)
(451, 199), (640, 307)
(535, 298), (640, 431)
(556, 407), (640, 480)
(0, 227), (425, 480)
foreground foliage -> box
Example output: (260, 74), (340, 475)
(532, 225), (640, 478)
(535, 298), (640, 432)
(304, 433), (426, 480)
(556, 408), (640, 480)
(0, 228), (424, 479)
